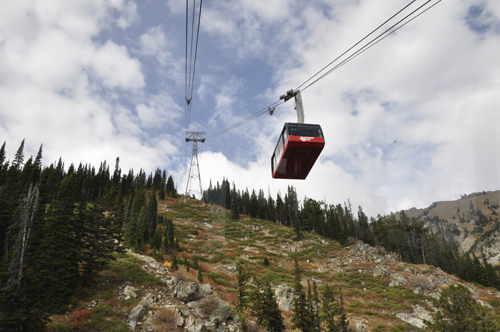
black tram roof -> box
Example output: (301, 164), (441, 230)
(281, 122), (323, 138)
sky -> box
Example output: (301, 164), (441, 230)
(0, 0), (499, 218)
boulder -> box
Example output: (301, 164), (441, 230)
(311, 278), (324, 286)
(395, 305), (432, 329)
(396, 312), (425, 328)
(196, 283), (214, 299)
(181, 307), (190, 316)
(174, 281), (213, 302)
(184, 315), (206, 332)
(389, 273), (407, 287)
(187, 295), (232, 325)
(356, 322), (367, 332)
(373, 265), (389, 277)
(274, 284), (295, 311)
(123, 286), (138, 298)
(220, 264), (237, 273)
(142, 316), (154, 332)
(128, 300), (148, 330)
(174, 281), (199, 302)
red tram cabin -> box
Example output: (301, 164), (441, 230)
(271, 123), (325, 179)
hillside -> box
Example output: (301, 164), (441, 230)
(48, 195), (500, 331)
(397, 190), (500, 263)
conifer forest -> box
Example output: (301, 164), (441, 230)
(1, 140), (500, 330)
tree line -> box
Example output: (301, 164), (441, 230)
(204, 177), (500, 291)
(0, 140), (177, 330)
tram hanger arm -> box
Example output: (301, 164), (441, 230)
(279, 89), (304, 124)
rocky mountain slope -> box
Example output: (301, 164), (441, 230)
(49, 196), (500, 331)
(397, 190), (500, 263)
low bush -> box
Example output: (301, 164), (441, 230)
(199, 296), (220, 316)
(154, 308), (177, 332)
(409, 275), (433, 291)
(69, 309), (92, 331)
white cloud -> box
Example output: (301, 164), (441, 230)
(116, 1), (140, 29)
(1, 0), (499, 220)
(191, 0), (500, 215)
(0, 0), (181, 175)
(139, 25), (183, 84)
(86, 41), (145, 91)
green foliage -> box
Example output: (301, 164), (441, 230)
(236, 262), (251, 312)
(424, 284), (500, 331)
(171, 252), (178, 270)
(248, 279), (285, 332)
(263, 256), (270, 266)
(197, 266), (203, 283)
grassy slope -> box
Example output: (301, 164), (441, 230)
(48, 195), (500, 332)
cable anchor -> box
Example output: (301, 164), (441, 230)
(280, 89), (304, 123)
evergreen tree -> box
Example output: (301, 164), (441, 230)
(171, 252), (178, 270)
(320, 285), (341, 332)
(338, 286), (350, 332)
(31, 174), (80, 314)
(12, 139), (25, 170)
(249, 190), (258, 218)
(152, 229), (162, 250)
(291, 254), (313, 330)
(231, 184), (239, 220)
(424, 284), (499, 331)
(0, 184), (45, 330)
(263, 256), (270, 266)
(166, 175), (176, 197)
(0, 142), (6, 170)
(79, 190), (124, 286)
(249, 279), (285, 332)
(197, 265), (203, 283)
(148, 189), (158, 234)
(137, 206), (148, 248)
(236, 262), (251, 312)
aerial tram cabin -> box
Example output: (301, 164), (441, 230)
(271, 90), (325, 179)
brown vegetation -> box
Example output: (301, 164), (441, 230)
(153, 308), (177, 332)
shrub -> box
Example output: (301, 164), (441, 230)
(69, 309), (92, 331)
(409, 275), (433, 291)
(153, 308), (177, 332)
(173, 270), (196, 282)
(375, 246), (386, 256)
(199, 296), (220, 317)
(393, 263), (405, 272)
(488, 299), (500, 307)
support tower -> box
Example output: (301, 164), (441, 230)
(185, 131), (205, 201)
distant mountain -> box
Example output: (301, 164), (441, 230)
(397, 190), (500, 264)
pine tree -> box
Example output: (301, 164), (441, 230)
(338, 286), (350, 332)
(320, 285), (341, 332)
(79, 190), (124, 286)
(31, 174), (80, 314)
(166, 175), (176, 197)
(12, 139), (25, 170)
(137, 206), (148, 248)
(152, 229), (162, 250)
(236, 262), (251, 312)
(197, 265), (203, 283)
(291, 254), (313, 330)
(231, 185), (239, 220)
(424, 284), (499, 331)
(263, 256), (270, 266)
(171, 252), (178, 270)
(248, 279), (285, 332)
(249, 190), (258, 218)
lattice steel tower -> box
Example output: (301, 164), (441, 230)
(184, 131), (205, 201)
